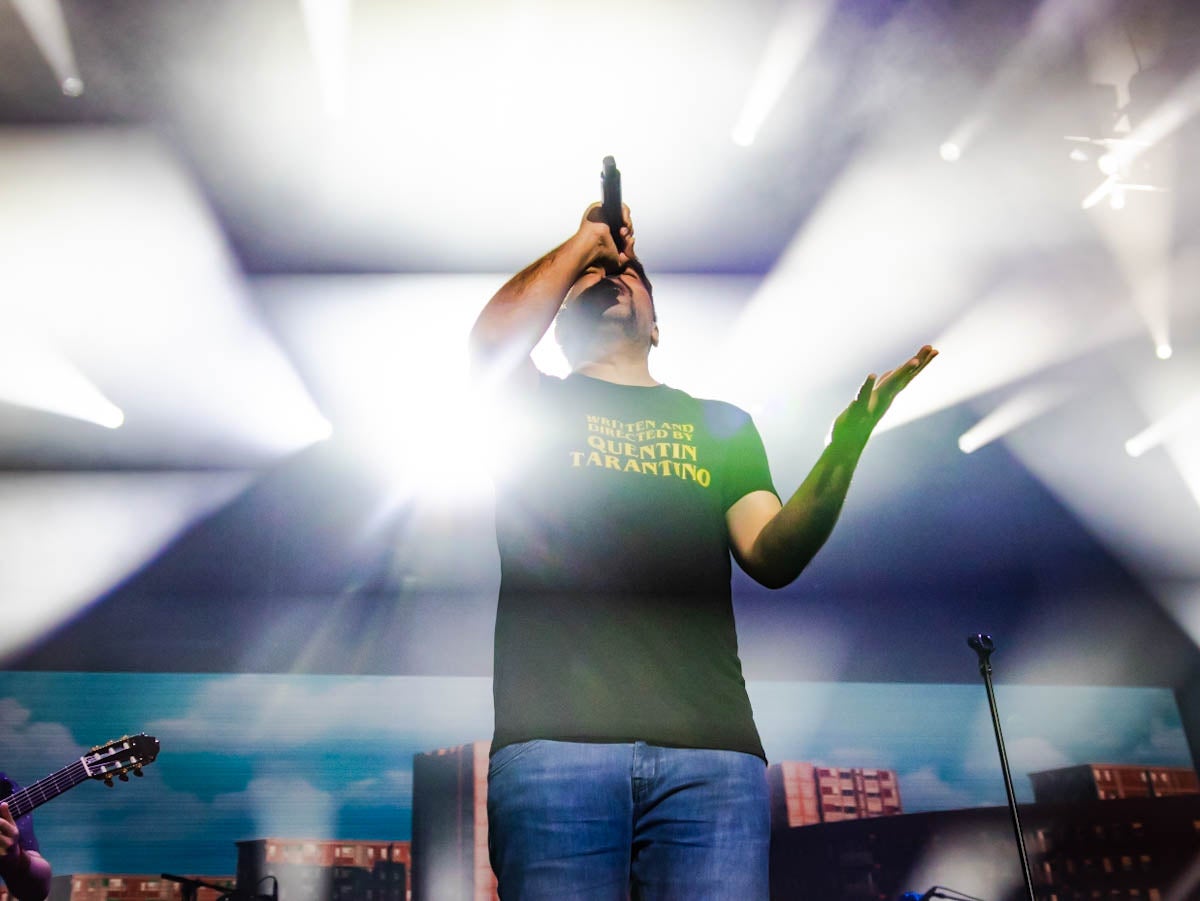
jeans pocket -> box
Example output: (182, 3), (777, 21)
(487, 739), (543, 779)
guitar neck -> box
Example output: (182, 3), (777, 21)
(5, 759), (92, 820)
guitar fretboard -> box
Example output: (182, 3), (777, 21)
(5, 759), (90, 820)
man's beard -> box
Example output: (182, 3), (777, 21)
(559, 279), (646, 352)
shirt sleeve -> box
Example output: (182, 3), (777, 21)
(713, 406), (778, 511)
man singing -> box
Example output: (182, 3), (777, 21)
(470, 201), (936, 899)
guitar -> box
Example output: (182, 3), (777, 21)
(1, 734), (160, 819)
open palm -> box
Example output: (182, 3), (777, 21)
(832, 345), (938, 450)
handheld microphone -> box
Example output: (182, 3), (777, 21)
(601, 155), (624, 251)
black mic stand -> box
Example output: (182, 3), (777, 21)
(900, 884), (987, 901)
(162, 874), (236, 901)
(967, 634), (1037, 901)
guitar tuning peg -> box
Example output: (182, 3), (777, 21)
(133, 767), (144, 777)
(104, 777), (114, 787)
(119, 773), (129, 782)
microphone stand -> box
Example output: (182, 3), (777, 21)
(967, 634), (1037, 901)
(900, 885), (987, 901)
(162, 874), (236, 901)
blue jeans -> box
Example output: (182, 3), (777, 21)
(487, 740), (769, 900)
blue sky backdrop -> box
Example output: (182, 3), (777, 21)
(0, 672), (1190, 877)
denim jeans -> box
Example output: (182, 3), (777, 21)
(487, 739), (769, 900)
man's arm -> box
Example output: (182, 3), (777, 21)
(728, 346), (938, 589)
(0, 804), (51, 901)
(469, 203), (632, 387)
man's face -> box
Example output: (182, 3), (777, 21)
(560, 262), (657, 348)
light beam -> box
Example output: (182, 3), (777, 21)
(10, 0), (84, 96)
(1124, 390), (1200, 459)
(299, 0), (352, 118)
(730, 0), (835, 147)
(958, 384), (1073, 455)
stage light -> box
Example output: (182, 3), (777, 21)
(877, 283), (1138, 435)
(256, 274), (509, 507)
(299, 0), (351, 118)
(10, 0), (84, 98)
(1081, 174), (1116, 210)
(0, 472), (252, 659)
(957, 385), (1071, 455)
(0, 327), (125, 429)
(730, 0), (835, 148)
(1, 129), (333, 458)
(1086, 169), (1174, 373)
(1097, 152), (1119, 176)
(939, 142), (961, 163)
(1156, 343), (1173, 360)
(1124, 391), (1200, 459)
(1120, 61), (1200, 162)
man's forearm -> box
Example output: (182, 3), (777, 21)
(748, 438), (866, 589)
(469, 233), (593, 373)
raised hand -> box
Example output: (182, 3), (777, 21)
(578, 202), (635, 274)
(831, 345), (938, 451)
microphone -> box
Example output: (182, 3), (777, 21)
(601, 155), (624, 251)
(968, 633), (995, 677)
(967, 634), (994, 654)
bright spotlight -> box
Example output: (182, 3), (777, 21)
(731, 126), (755, 148)
(0, 329), (126, 429)
(939, 142), (961, 163)
(299, 0), (351, 118)
(730, 0), (836, 148)
(957, 385), (1071, 455)
(1125, 391), (1200, 459)
(10, 0), (83, 99)
(1156, 343), (1173, 360)
(99, 406), (125, 429)
(1097, 153), (1120, 176)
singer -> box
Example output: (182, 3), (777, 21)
(469, 201), (936, 900)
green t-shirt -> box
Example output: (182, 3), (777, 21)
(492, 372), (778, 760)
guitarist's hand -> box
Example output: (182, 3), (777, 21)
(0, 803), (51, 901)
(0, 803), (20, 857)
